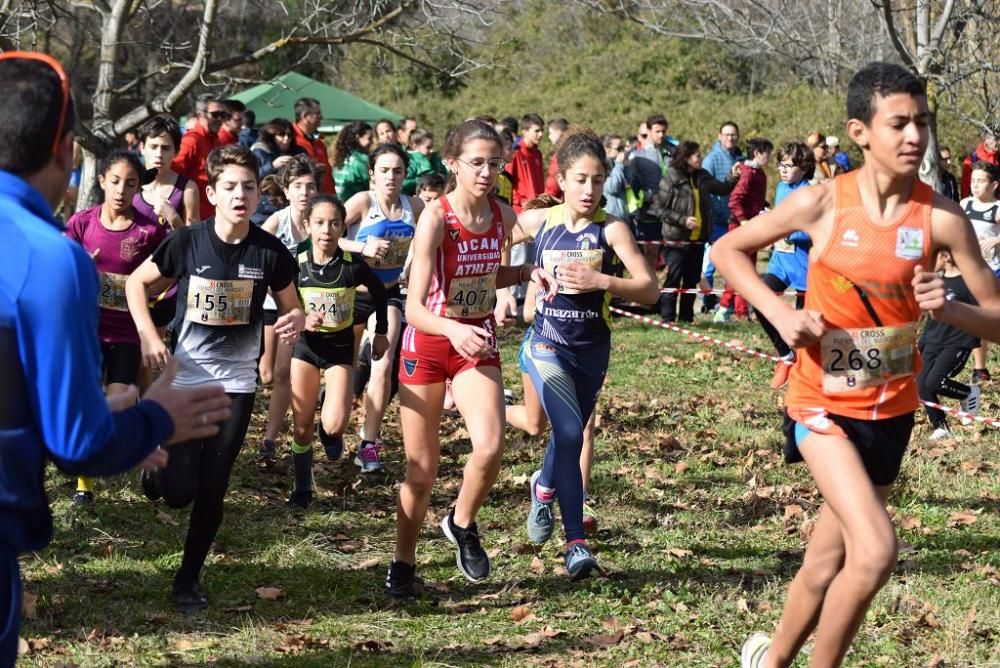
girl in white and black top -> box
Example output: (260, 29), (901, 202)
(258, 156), (316, 460)
(960, 161), (1000, 381)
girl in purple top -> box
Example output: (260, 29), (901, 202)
(65, 149), (168, 505)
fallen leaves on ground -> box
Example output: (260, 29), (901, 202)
(255, 586), (284, 600)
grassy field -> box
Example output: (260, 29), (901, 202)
(18, 312), (1000, 667)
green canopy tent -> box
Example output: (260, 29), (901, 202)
(231, 71), (402, 134)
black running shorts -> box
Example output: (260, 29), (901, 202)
(101, 341), (141, 386)
(782, 410), (915, 487)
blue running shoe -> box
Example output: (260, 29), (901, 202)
(526, 470), (554, 544)
(564, 542), (598, 580)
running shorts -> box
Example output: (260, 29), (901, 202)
(101, 341), (141, 386)
(263, 308), (278, 327)
(293, 331), (354, 370)
(398, 317), (500, 385)
(782, 409), (915, 486)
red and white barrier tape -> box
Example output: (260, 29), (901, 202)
(659, 287), (803, 296)
(636, 239), (705, 247)
(609, 306), (784, 363)
(609, 305), (1000, 428)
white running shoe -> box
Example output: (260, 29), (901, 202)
(960, 384), (981, 426)
(929, 426), (951, 441)
(740, 632), (771, 668)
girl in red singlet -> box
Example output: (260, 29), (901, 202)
(387, 121), (556, 598)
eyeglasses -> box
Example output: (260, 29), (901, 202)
(458, 157), (506, 172)
(208, 110), (231, 120)
(0, 51), (70, 157)
(778, 163), (797, 170)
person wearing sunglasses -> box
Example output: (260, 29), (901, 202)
(171, 92), (226, 221)
(0, 53), (231, 662)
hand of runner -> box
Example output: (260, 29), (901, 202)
(776, 308), (826, 348)
(371, 333), (390, 360)
(444, 320), (494, 360)
(153, 198), (180, 228)
(274, 308), (305, 345)
(137, 447), (168, 472)
(493, 289), (517, 327)
(555, 262), (606, 293)
(531, 266), (559, 302)
(912, 264), (950, 316)
(304, 311), (325, 332)
(140, 329), (171, 370)
(143, 359), (232, 445)
(980, 236), (1000, 257)
(362, 238), (391, 260)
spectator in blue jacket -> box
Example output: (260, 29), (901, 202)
(700, 121), (743, 309)
(602, 133), (628, 219)
(0, 53), (230, 664)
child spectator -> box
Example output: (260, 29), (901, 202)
(917, 249), (981, 440)
(717, 137), (773, 322)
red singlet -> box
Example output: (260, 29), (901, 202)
(400, 195), (506, 384)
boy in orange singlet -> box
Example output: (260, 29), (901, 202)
(713, 62), (1000, 668)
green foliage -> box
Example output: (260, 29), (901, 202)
(329, 1), (975, 158)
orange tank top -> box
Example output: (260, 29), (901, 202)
(785, 171), (932, 420)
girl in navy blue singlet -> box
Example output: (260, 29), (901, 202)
(510, 128), (658, 579)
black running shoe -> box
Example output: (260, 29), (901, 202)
(258, 439), (277, 461)
(319, 423), (343, 460)
(140, 470), (162, 502)
(71, 491), (94, 507)
(440, 510), (491, 582)
(286, 489), (312, 510)
(172, 579), (208, 614)
(385, 560), (423, 600)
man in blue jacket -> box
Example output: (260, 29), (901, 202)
(0, 53), (231, 665)
(700, 121), (744, 312)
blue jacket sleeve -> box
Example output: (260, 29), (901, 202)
(701, 150), (722, 181)
(605, 161), (627, 197)
(22, 241), (173, 475)
(787, 230), (811, 245)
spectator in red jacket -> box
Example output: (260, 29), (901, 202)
(544, 117), (569, 199)
(292, 97), (335, 194)
(961, 130), (1000, 198)
(170, 93), (224, 221)
(717, 137), (773, 321)
(216, 99), (245, 146)
(507, 112), (545, 213)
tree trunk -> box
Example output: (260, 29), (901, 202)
(919, 81), (942, 193)
(78, 149), (100, 211)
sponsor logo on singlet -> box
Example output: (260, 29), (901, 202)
(238, 264), (264, 280)
(840, 229), (860, 248)
(895, 226), (923, 260)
